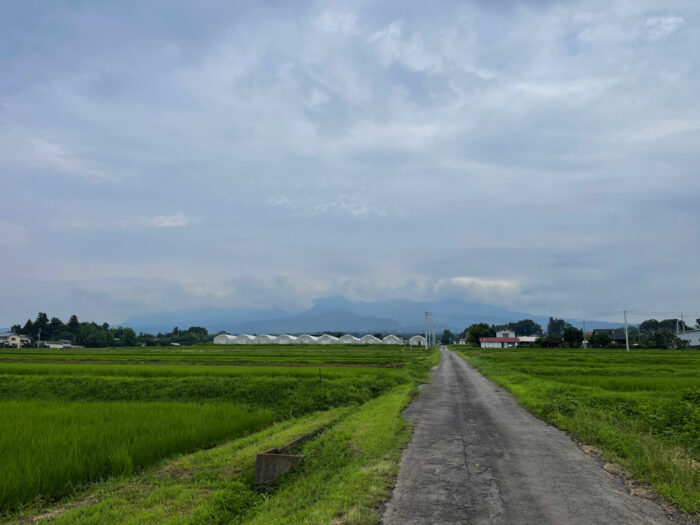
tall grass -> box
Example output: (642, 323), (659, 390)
(0, 400), (273, 513)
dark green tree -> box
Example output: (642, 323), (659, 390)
(22, 319), (35, 338)
(48, 317), (64, 340)
(508, 319), (543, 336)
(639, 319), (659, 334)
(77, 324), (107, 347)
(440, 329), (455, 345)
(466, 323), (495, 345)
(563, 327), (583, 347)
(67, 315), (80, 336)
(588, 332), (611, 348)
(546, 317), (571, 337)
(121, 327), (137, 346)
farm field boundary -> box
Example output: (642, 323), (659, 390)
(456, 347), (700, 515)
(0, 346), (439, 520)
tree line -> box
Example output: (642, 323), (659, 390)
(8, 313), (211, 347)
(443, 316), (696, 349)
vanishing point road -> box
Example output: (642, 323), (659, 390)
(382, 347), (680, 525)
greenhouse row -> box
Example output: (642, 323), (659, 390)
(213, 333), (427, 346)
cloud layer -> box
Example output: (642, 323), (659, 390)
(1, 0), (699, 325)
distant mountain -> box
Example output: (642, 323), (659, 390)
(122, 297), (622, 335)
(123, 307), (298, 334)
(230, 310), (402, 334)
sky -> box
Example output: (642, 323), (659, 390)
(1, 0), (699, 326)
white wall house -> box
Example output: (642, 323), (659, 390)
(678, 329), (700, 347)
(408, 335), (426, 346)
(496, 330), (516, 338)
(480, 336), (520, 348)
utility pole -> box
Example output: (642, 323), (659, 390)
(37, 328), (41, 349)
(583, 320), (586, 348)
(681, 313), (685, 333)
(623, 310), (630, 353)
(424, 312), (429, 351)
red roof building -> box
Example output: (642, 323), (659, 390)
(480, 337), (520, 348)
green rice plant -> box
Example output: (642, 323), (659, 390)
(0, 401), (274, 514)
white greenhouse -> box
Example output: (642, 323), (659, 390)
(233, 334), (255, 344)
(317, 334), (340, 344)
(408, 335), (426, 346)
(359, 335), (382, 344)
(296, 334), (319, 344)
(383, 335), (404, 345)
(253, 334), (275, 344)
(274, 334), (298, 344)
(338, 334), (360, 344)
(213, 334), (237, 344)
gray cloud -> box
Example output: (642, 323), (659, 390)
(1, 0), (699, 326)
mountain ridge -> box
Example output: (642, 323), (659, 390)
(123, 297), (622, 334)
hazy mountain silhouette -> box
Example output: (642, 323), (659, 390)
(124, 296), (622, 334)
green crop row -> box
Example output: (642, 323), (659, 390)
(0, 401), (273, 514)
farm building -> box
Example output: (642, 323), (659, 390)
(296, 334), (319, 344)
(677, 329), (700, 347)
(480, 337), (519, 349)
(213, 333), (409, 345)
(591, 328), (627, 345)
(408, 335), (426, 346)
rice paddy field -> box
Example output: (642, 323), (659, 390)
(0, 344), (437, 522)
(457, 347), (700, 514)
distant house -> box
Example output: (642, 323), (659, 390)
(458, 339), (467, 345)
(0, 332), (31, 348)
(591, 328), (627, 345)
(42, 341), (66, 349)
(677, 329), (700, 347)
(480, 336), (519, 349)
(479, 330), (520, 349)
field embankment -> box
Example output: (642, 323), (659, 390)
(456, 347), (700, 515)
(0, 345), (437, 521)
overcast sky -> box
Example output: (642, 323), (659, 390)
(2, 0), (699, 326)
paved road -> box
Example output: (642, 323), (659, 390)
(381, 347), (680, 525)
